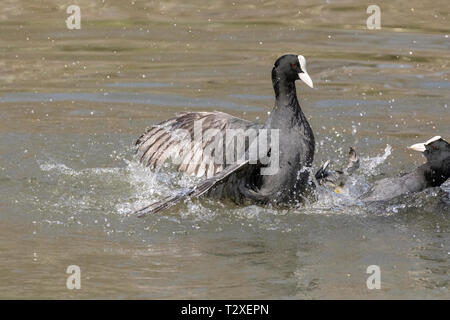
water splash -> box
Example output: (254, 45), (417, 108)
(40, 160), (122, 176)
(360, 144), (392, 175)
(40, 162), (81, 176)
(37, 143), (447, 229)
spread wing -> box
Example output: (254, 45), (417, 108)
(135, 111), (262, 178)
(133, 160), (252, 217)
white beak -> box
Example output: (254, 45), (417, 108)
(408, 136), (441, 153)
(299, 71), (314, 88)
(408, 143), (426, 152)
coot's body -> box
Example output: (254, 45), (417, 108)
(361, 136), (450, 202)
(134, 54), (316, 216)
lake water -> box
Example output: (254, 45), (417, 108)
(0, 0), (449, 299)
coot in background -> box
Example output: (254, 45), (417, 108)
(360, 136), (450, 202)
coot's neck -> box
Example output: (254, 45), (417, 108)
(424, 157), (450, 187)
(268, 66), (315, 156)
(272, 68), (300, 113)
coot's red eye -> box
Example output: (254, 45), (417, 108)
(291, 64), (297, 68)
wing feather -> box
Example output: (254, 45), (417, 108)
(135, 111), (262, 178)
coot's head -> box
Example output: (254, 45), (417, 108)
(409, 136), (450, 163)
(273, 54), (314, 88)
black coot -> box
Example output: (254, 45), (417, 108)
(134, 54), (316, 216)
(360, 136), (450, 202)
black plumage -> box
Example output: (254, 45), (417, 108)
(134, 54), (316, 216)
(360, 137), (450, 202)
